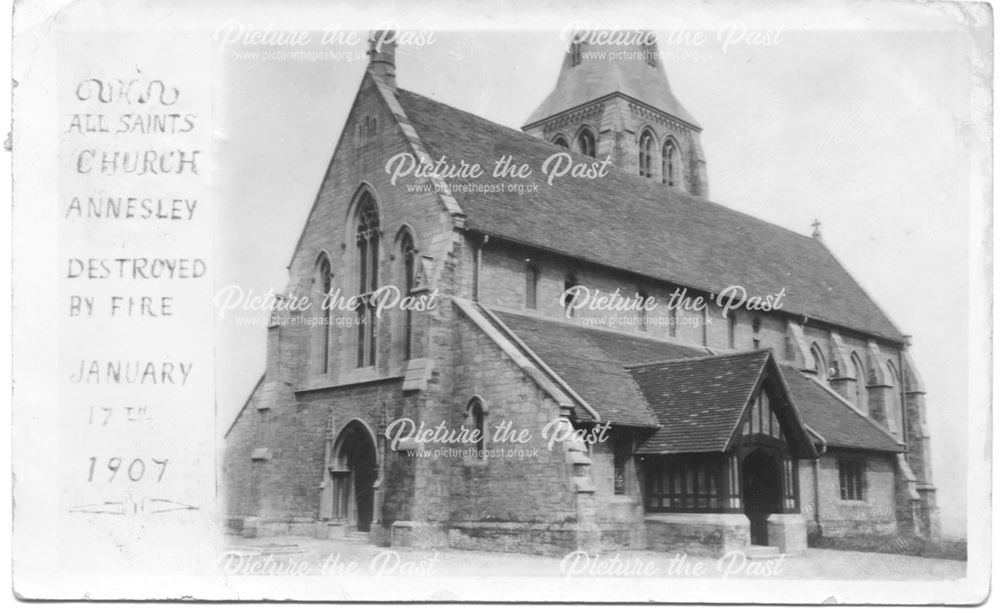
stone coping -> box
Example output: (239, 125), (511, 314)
(645, 513), (749, 526)
(446, 521), (586, 530)
(766, 513), (806, 524)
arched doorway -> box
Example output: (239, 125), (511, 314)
(328, 420), (378, 532)
(742, 449), (782, 545)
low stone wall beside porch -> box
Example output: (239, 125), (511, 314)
(228, 516), (331, 539)
(767, 513), (807, 554)
(443, 521), (602, 555)
(644, 513), (750, 557)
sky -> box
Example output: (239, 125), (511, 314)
(215, 15), (990, 538)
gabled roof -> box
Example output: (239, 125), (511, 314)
(491, 309), (708, 427)
(395, 89), (904, 342)
(478, 308), (900, 456)
(780, 364), (904, 453)
(626, 351), (818, 457)
(626, 351), (771, 454)
(523, 34), (700, 128)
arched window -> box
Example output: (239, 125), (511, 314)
(577, 128), (596, 158)
(570, 42), (582, 67)
(728, 312), (737, 349)
(467, 398), (487, 455)
(810, 344), (828, 381)
(315, 254), (333, 374)
(638, 130), (656, 178)
(525, 263), (539, 310)
(662, 139), (680, 187)
(851, 352), (868, 413)
(552, 135), (569, 149)
(562, 273), (579, 318)
(355, 193), (380, 368)
(398, 230), (417, 361)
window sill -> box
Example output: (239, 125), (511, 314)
(295, 369), (404, 393)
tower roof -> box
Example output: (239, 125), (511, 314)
(523, 31), (700, 129)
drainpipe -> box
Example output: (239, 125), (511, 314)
(811, 459), (821, 528)
(898, 339), (910, 446)
(805, 425), (826, 528)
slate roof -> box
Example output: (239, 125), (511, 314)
(492, 309), (708, 427)
(483, 309), (900, 455)
(626, 352), (770, 454)
(523, 36), (700, 128)
(396, 88), (904, 342)
(779, 364), (903, 453)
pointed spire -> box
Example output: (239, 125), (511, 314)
(524, 29), (698, 129)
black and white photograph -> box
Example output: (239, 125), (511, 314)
(8, 0), (993, 604)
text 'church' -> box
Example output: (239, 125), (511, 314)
(223, 31), (939, 556)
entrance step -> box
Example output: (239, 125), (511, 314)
(235, 543), (304, 556)
(339, 531), (370, 542)
(745, 545), (782, 559)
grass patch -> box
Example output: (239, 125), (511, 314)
(809, 533), (966, 561)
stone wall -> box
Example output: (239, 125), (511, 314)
(224, 64), (937, 551)
(442, 311), (580, 525)
(224, 71), (457, 531)
(645, 514), (750, 558)
(476, 240), (909, 388)
(222, 374), (410, 530)
(222, 379), (264, 520)
(528, 96), (708, 197)
(800, 453), (898, 538)
(281, 73), (456, 391)
(475, 235), (932, 538)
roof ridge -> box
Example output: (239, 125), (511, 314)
(487, 305), (713, 353)
(395, 88), (904, 341)
(397, 87), (820, 244)
(812, 238), (906, 338)
(623, 349), (772, 370)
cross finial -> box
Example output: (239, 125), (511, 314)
(811, 219), (822, 239)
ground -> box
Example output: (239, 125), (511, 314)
(219, 535), (967, 582)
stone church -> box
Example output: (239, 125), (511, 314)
(223, 31), (940, 556)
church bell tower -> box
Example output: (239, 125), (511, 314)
(523, 30), (709, 197)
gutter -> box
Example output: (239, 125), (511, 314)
(804, 424), (828, 455)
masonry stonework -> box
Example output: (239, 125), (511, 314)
(223, 30), (940, 556)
